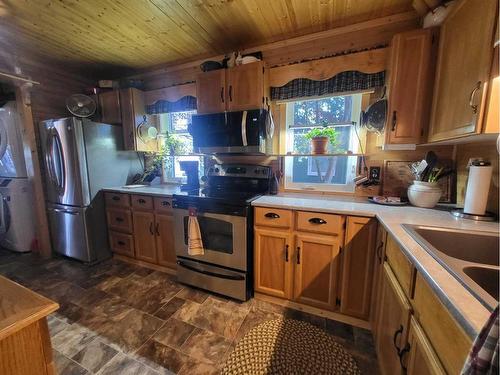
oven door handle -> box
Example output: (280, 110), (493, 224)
(176, 260), (245, 281)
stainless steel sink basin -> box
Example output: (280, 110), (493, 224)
(403, 224), (500, 310)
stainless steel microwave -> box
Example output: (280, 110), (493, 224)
(189, 109), (274, 154)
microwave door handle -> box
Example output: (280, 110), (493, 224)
(241, 110), (248, 146)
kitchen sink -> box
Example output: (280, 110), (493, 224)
(403, 224), (500, 310)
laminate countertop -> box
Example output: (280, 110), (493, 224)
(103, 184), (183, 197)
(252, 193), (500, 338)
(0, 276), (58, 341)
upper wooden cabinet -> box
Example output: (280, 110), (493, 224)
(196, 62), (267, 114)
(339, 216), (377, 319)
(385, 28), (437, 147)
(428, 0), (498, 142)
(196, 69), (226, 114)
(98, 90), (122, 125)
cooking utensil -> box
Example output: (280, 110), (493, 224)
(421, 151), (438, 181)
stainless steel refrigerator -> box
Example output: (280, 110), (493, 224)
(39, 117), (142, 263)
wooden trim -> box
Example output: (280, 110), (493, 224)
(113, 254), (176, 276)
(144, 83), (196, 106)
(269, 48), (388, 87)
(254, 292), (371, 330)
(15, 87), (52, 257)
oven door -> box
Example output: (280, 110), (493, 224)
(173, 208), (247, 271)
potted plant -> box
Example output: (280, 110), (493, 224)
(305, 123), (339, 154)
(142, 132), (183, 183)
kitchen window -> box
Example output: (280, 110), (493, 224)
(158, 110), (203, 183)
(283, 93), (362, 192)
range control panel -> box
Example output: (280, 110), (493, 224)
(207, 164), (271, 179)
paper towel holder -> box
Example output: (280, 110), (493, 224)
(451, 209), (496, 221)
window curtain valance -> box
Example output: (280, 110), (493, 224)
(145, 95), (197, 114)
(271, 70), (385, 101)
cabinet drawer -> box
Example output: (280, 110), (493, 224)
(385, 235), (415, 298)
(254, 207), (292, 228)
(413, 273), (472, 375)
(106, 208), (132, 233)
(109, 231), (135, 257)
(131, 194), (153, 210)
(296, 211), (344, 236)
(105, 192), (130, 208)
(154, 196), (173, 213)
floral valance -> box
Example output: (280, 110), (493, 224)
(145, 95), (197, 114)
(271, 70), (385, 101)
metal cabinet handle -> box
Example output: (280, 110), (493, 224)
(469, 81), (481, 114)
(112, 196), (120, 201)
(309, 217), (327, 225)
(376, 241), (384, 264)
(117, 240), (125, 246)
(264, 212), (280, 219)
(138, 198), (146, 204)
(220, 87), (224, 103)
(393, 325), (404, 352)
(398, 343), (410, 371)
(149, 222), (154, 235)
(229, 85), (233, 102)
(297, 246), (301, 264)
(391, 110), (397, 131)
(115, 217), (124, 223)
(285, 244), (289, 262)
(155, 223), (160, 236)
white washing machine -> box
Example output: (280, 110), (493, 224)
(0, 101), (36, 252)
(0, 178), (36, 252)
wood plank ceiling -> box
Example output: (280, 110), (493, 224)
(1, 0), (415, 70)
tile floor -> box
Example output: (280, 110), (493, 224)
(0, 249), (379, 374)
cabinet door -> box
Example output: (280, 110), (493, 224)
(428, 0), (497, 141)
(227, 62), (264, 111)
(375, 263), (412, 375)
(402, 317), (446, 375)
(339, 216), (377, 319)
(370, 224), (387, 342)
(196, 69), (226, 114)
(132, 211), (157, 263)
(293, 233), (341, 311)
(99, 91), (122, 124)
(155, 213), (176, 269)
(386, 28), (436, 145)
(254, 228), (293, 299)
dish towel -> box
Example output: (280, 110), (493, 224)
(461, 305), (499, 375)
(187, 208), (204, 256)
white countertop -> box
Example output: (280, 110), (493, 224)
(103, 184), (183, 197)
(252, 193), (500, 337)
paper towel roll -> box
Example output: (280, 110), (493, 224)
(464, 165), (493, 215)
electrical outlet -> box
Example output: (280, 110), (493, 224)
(369, 167), (381, 182)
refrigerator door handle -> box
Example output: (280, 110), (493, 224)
(45, 129), (58, 189)
(47, 207), (80, 215)
(0, 119), (8, 161)
(0, 194), (6, 235)
(53, 128), (66, 194)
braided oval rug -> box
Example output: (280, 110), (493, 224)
(221, 319), (361, 375)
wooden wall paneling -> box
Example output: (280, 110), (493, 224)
(14, 87), (52, 257)
(144, 83), (197, 106)
(269, 48), (388, 87)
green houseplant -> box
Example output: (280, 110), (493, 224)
(304, 123), (339, 154)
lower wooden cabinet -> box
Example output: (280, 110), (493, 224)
(254, 228), (293, 299)
(375, 263), (412, 375)
(339, 216), (377, 319)
(133, 211), (157, 263)
(155, 214), (176, 268)
(293, 233), (341, 310)
(105, 193), (176, 271)
(402, 317), (446, 375)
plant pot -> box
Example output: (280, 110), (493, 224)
(311, 136), (329, 154)
(407, 181), (442, 208)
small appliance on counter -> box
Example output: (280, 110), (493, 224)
(179, 160), (200, 191)
(452, 159), (496, 221)
(172, 164), (272, 301)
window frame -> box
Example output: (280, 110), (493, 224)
(282, 93), (363, 193)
